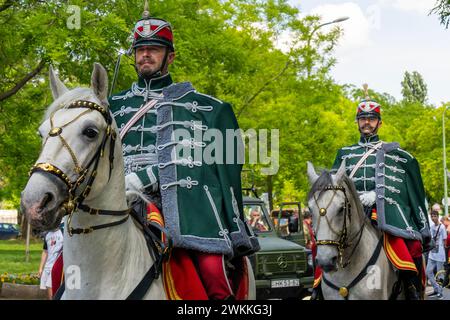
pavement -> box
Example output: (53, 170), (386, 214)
(425, 285), (450, 300)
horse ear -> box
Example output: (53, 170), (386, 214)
(307, 161), (319, 185)
(49, 65), (68, 100)
(335, 160), (347, 182)
(91, 63), (109, 107)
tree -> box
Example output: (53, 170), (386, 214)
(430, 0), (450, 29)
(0, 0), (342, 208)
(401, 71), (428, 104)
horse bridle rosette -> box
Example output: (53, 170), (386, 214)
(29, 100), (129, 236)
(313, 185), (365, 269)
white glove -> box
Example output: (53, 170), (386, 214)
(125, 172), (144, 205)
(359, 191), (376, 207)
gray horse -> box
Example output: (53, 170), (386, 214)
(307, 161), (401, 300)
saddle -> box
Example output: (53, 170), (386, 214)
(143, 202), (249, 300)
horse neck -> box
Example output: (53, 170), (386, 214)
(337, 182), (381, 275)
(64, 218), (153, 297)
(82, 135), (127, 211)
(63, 133), (155, 298)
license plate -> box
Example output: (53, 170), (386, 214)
(271, 279), (300, 288)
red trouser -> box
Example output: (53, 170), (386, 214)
(195, 252), (234, 300)
(146, 203), (234, 299)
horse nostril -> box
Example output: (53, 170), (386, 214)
(39, 193), (53, 211)
(331, 256), (338, 265)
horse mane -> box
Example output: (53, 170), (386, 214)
(308, 168), (367, 223)
(44, 87), (95, 120)
(340, 173), (366, 222)
(308, 169), (361, 205)
(308, 170), (333, 200)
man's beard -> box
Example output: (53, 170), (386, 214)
(137, 63), (161, 79)
(359, 125), (378, 137)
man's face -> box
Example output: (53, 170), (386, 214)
(135, 45), (175, 78)
(431, 214), (439, 224)
(251, 211), (261, 220)
(358, 116), (381, 136)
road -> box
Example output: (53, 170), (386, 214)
(426, 286), (450, 300)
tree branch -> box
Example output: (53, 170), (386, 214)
(0, 60), (46, 102)
(236, 60), (290, 118)
(0, 0), (14, 13)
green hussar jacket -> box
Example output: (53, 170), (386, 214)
(332, 135), (431, 242)
(108, 74), (260, 259)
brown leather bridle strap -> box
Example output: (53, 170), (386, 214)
(30, 99), (126, 237)
(68, 215), (130, 235)
(312, 184), (367, 268)
(77, 203), (130, 216)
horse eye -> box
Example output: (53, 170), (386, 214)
(83, 127), (98, 138)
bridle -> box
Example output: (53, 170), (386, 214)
(312, 185), (366, 269)
(29, 100), (130, 237)
(31, 99), (173, 299)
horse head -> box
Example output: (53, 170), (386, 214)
(21, 63), (117, 231)
(307, 161), (365, 272)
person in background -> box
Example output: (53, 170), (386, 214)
(38, 227), (63, 299)
(302, 210), (315, 250)
(426, 211), (447, 299)
(249, 208), (268, 232)
(431, 203), (442, 227)
(441, 216), (450, 288)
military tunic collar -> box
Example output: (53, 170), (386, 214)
(137, 73), (173, 91)
(359, 134), (380, 147)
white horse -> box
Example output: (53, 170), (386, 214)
(307, 161), (401, 300)
(21, 63), (255, 299)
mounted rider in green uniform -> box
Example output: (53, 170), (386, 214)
(108, 1), (259, 299)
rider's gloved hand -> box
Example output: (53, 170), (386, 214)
(359, 191), (376, 207)
(125, 172), (144, 205)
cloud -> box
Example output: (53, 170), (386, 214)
(308, 2), (376, 52)
(377, 0), (437, 15)
(275, 2), (376, 53)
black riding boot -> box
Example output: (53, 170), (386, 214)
(400, 271), (420, 300)
(310, 284), (324, 300)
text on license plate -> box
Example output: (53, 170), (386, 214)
(271, 279), (300, 288)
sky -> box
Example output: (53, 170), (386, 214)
(284, 0), (450, 106)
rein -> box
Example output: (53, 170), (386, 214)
(29, 100), (129, 236)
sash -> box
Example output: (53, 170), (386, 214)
(349, 141), (383, 178)
(119, 99), (158, 140)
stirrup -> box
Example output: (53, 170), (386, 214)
(404, 284), (419, 300)
(310, 285), (323, 300)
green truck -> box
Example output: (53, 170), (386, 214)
(243, 197), (314, 299)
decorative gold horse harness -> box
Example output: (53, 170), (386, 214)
(29, 100), (130, 236)
(313, 185), (366, 269)
(312, 184), (384, 299)
(29, 100), (172, 299)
